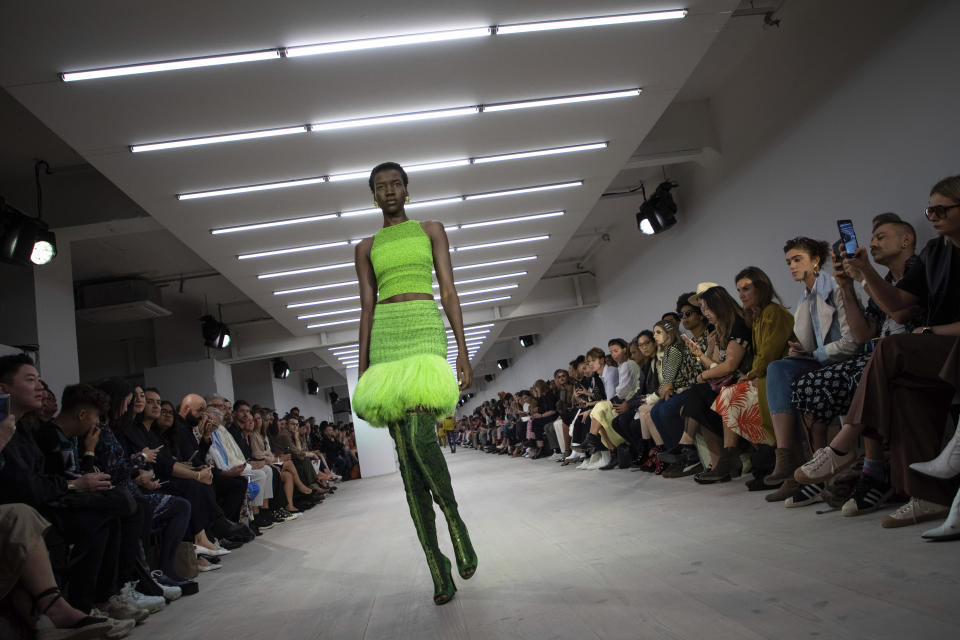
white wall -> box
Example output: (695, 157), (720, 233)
(143, 358), (233, 404)
(459, 0), (960, 414)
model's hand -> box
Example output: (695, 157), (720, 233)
(457, 354), (472, 390)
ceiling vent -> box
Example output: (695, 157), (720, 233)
(76, 279), (172, 324)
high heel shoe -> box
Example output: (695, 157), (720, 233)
(432, 555), (457, 605)
(910, 420), (960, 479)
(449, 520), (477, 580)
(921, 485), (960, 541)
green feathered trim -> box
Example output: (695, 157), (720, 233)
(352, 353), (459, 428)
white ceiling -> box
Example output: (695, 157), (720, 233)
(1, 0), (738, 369)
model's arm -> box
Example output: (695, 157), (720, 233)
(355, 238), (377, 376)
(425, 221), (472, 390)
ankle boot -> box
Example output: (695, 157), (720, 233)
(910, 421), (960, 479)
(694, 448), (742, 484)
(921, 485), (960, 541)
(765, 477), (800, 502)
(765, 447), (799, 484)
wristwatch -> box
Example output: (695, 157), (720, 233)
(66, 481), (77, 492)
(920, 327), (934, 335)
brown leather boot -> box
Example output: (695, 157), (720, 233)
(765, 477), (800, 502)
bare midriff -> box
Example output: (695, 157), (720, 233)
(379, 292), (434, 304)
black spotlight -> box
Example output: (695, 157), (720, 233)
(0, 200), (57, 266)
(272, 358), (291, 379)
(484, 374), (495, 383)
(497, 359), (510, 370)
(518, 335), (535, 348)
(306, 379), (319, 395)
(329, 390), (339, 404)
(200, 315), (231, 349)
(636, 180), (679, 236)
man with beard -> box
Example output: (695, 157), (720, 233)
(172, 394), (252, 542)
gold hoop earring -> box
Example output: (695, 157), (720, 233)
(405, 196), (410, 203)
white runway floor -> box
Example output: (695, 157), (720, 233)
(143, 448), (960, 640)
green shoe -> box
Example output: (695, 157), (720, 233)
(433, 555), (457, 606)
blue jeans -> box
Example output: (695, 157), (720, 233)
(651, 391), (689, 450)
(766, 357), (822, 415)
(447, 431), (457, 453)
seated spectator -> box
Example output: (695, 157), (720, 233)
(788, 214), (919, 512)
(248, 410), (316, 515)
(763, 236), (861, 501)
(797, 175), (960, 530)
(586, 339), (641, 470)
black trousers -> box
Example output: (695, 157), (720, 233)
(166, 477), (221, 537)
(213, 473), (247, 522)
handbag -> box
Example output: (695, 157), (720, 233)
(174, 541), (199, 579)
(708, 373), (737, 393)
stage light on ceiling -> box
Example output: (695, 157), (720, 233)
(272, 358), (291, 379)
(519, 334), (536, 348)
(636, 180), (679, 236)
(0, 201), (58, 267)
(306, 379), (320, 395)
(497, 359), (511, 370)
(200, 315), (231, 349)
(30, 229), (58, 266)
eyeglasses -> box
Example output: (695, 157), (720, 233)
(924, 204), (960, 220)
(680, 310), (698, 318)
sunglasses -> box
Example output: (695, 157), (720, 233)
(680, 310), (699, 318)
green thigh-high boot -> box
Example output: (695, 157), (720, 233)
(389, 420), (456, 606)
(408, 412), (478, 580)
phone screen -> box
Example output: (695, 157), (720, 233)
(837, 219), (858, 255)
(0, 393), (8, 421)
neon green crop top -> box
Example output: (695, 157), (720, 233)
(370, 220), (434, 302)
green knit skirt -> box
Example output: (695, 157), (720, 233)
(352, 299), (460, 428)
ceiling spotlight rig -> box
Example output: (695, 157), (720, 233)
(636, 180), (679, 236)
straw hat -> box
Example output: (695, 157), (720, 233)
(688, 282), (720, 307)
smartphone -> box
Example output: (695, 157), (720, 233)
(0, 393), (9, 422)
(837, 219), (858, 256)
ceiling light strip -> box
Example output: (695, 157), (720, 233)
(287, 295), (360, 309)
(273, 280), (357, 296)
(202, 143), (597, 215)
(132, 125), (306, 153)
(458, 296), (512, 307)
(63, 10), (684, 82)
(454, 235), (549, 253)
(453, 256), (537, 271)
(447, 323), (495, 333)
(238, 240), (348, 261)
(297, 307), (362, 320)
(155, 93), (624, 164)
(306, 317), (360, 329)
(259, 261), (353, 280)
(62, 49), (281, 82)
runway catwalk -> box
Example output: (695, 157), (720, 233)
(144, 449), (960, 640)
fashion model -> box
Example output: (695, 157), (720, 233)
(351, 162), (477, 605)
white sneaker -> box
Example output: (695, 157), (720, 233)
(151, 571), (182, 601)
(794, 447), (857, 484)
(881, 497), (949, 529)
(97, 595), (148, 624)
(121, 582), (165, 614)
(550, 452), (563, 461)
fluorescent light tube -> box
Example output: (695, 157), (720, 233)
(464, 181), (581, 200)
(458, 211), (563, 230)
(473, 142), (607, 164)
(286, 27), (491, 57)
(459, 296), (511, 307)
(259, 262), (353, 280)
(62, 49), (281, 82)
(297, 307), (361, 320)
(287, 295), (360, 309)
(307, 317), (360, 329)
(339, 207), (381, 218)
(456, 236), (549, 252)
(213, 212), (337, 235)
(447, 323), (495, 333)
(132, 125), (306, 153)
(497, 10), (686, 35)
(453, 256), (537, 271)
(433, 271), (527, 288)
(311, 106), (478, 132)
(179, 176), (328, 201)
(484, 89), (640, 113)
(455, 284), (519, 297)
(238, 241), (348, 261)
(274, 280), (357, 296)
(331, 350), (359, 357)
